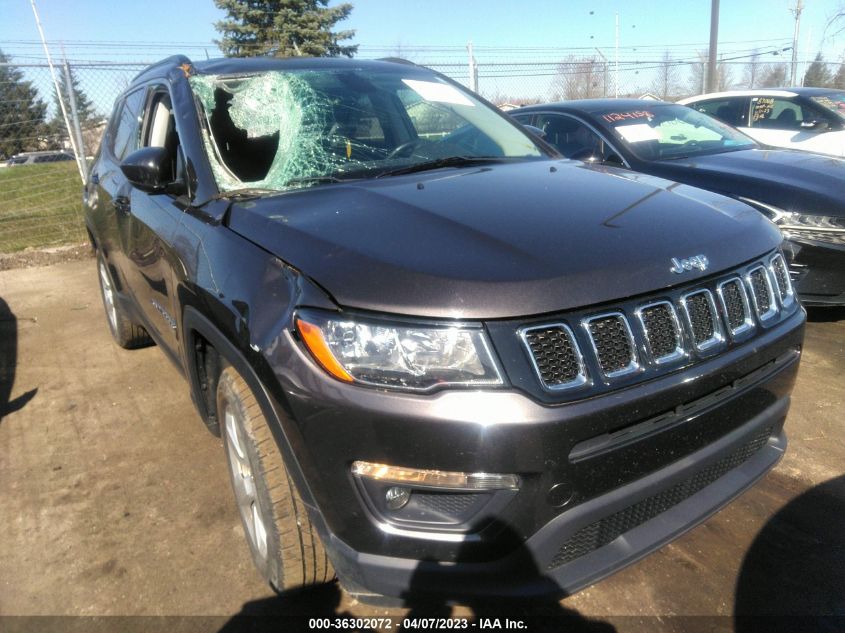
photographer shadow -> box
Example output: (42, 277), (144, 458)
(0, 295), (37, 424)
(220, 520), (615, 632)
(734, 475), (845, 632)
(401, 520), (616, 633)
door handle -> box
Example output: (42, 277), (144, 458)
(114, 196), (130, 214)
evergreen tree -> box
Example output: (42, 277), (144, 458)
(833, 61), (845, 89)
(0, 49), (48, 158)
(803, 53), (833, 88)
(46, 66), (98, 149)
(214, 0), (357, 58)
(52, 66), (97, 125)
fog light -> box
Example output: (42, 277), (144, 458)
(351, 461), (519, 490)
(385, 486), (410, 510)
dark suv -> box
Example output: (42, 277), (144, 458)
(84, 55), (804, 603)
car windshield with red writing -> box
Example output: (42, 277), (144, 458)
(594, 104), (757, 161)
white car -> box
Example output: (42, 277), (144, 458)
(679, 88), (845, 157)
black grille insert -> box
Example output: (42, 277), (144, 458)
(639, 303), (681, 361)
(414, 492), (479, 516)
(587, 314), (636, 376)
(523, 326), (584, 388)
(748, 267), (774, 318)
(548, 427), (773, 569)
(684, 291), (718, 348)
(770, 256), (791, 304)
(719, 279), (750, 334)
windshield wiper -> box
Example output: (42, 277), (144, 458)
(374, 156), (508, 178)
(284, 175), (364, 186)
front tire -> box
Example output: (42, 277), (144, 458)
(96, 255), (153, 349)
(217, 365), (334, 592)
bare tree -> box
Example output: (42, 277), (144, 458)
(652, 51), (681, 100)
(688, 58), (707, 95)
(758, 63), (789, 87)
(688, 49), (733, 94)
(743, 49), (763, 89)
(550, 56), (605, 100)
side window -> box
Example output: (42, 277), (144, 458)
(534, 113), (605, 160)
(110, 89), (146, 161)
(692, 98), (746, 126)
(748, 97), (830, 131)
(142, 89), (181, 183)
(511, 113), (534, 127)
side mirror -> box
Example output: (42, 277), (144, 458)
(522, 124), (547, 140)
(120, 147), (185, 195)
(800, 119), (829, 132)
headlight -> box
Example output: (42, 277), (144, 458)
(295, 311), (504, 391)
(740, 198), (845, 246)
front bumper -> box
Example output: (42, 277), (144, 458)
(334, 399), (786, 601)
(261, 307), (803, 601)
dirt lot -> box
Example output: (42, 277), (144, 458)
(1, 258), (843, 631)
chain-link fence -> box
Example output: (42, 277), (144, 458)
(1, 54), (842, 253)
(0, 61), (145, 252)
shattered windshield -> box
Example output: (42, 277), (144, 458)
(189, 68), (545, 192)
(595, 104), (757, 161)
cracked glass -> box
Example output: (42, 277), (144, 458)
(188, 67), (545, 193)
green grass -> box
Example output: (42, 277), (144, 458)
(0, 162), (87, 253)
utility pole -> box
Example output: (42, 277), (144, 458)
(29, 0), (84, 182)
(707, 0), (720, 93)
(62, 57), (88, 182)
(790, 0), (804, 86)
(467, 40), (478, 93)
(595, 48), (608, 97)
(800, 24), (813, 86)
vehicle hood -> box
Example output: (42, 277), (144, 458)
(645, 148), (845, 218)
(227, 160), (781, 319)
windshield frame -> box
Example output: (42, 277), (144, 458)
(590, 103), (760, 163)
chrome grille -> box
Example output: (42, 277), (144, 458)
(520, 252), (794, 393)
(637, 302), (683, 363)
(769, 254), (794, 306)
(718, 278), (753, 337)
(747, 266), (777, 321)
(585, 314), (638, 377)
(681, 290), (722, 352)
(521, 325), (586, 390)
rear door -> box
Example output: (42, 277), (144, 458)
(88, 88), (146, 279)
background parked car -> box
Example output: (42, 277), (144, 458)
(512, 99), (845, 306)
(679, 89), (845, 157)
(5, 150), (75, 167)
